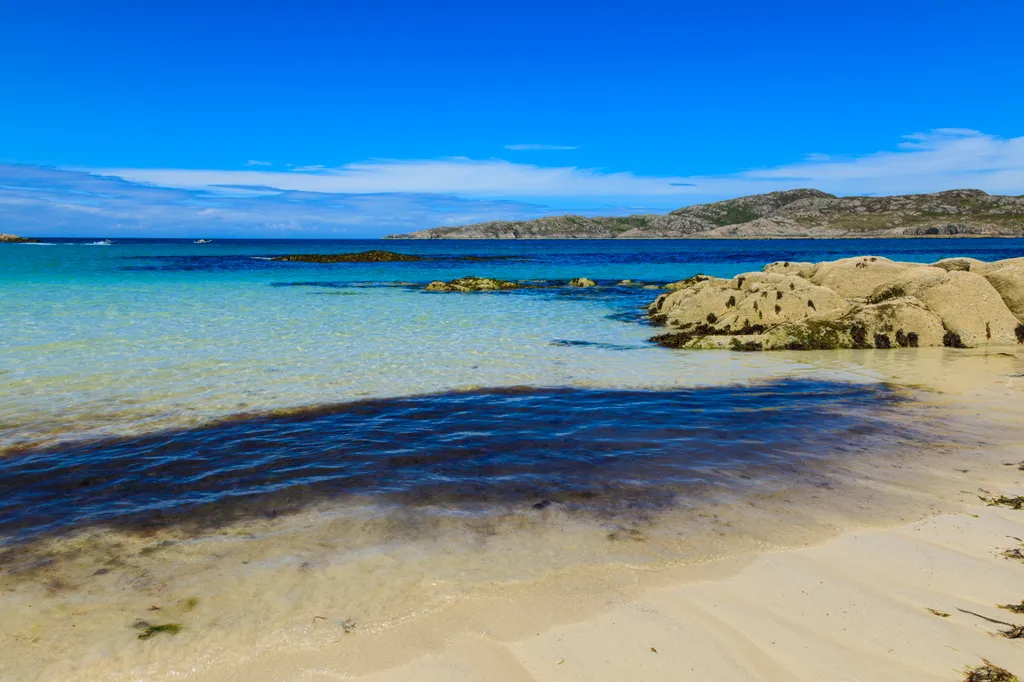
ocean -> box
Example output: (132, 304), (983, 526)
(2, 237), (1023, 681)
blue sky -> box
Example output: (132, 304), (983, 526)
(1, 0), (1023, 237)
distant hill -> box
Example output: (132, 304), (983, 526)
(384, 189), (1024, 239)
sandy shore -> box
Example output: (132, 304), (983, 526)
(208, 503), (1024, 682)
(179, 349), (1024, 682)
(3, 348), (1023, 682)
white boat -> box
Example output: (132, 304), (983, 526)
(194, 239), (213, 244)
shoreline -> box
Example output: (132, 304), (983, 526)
(3, 241), (1024, 681)
(183, 347), (1024, 682)
(385, 234), (1024, 240)
(3, 348), (1023, 681)
(191, 504), (1024, 682)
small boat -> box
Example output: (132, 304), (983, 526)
(89, 239), (114, 245)
(194, 239), (213, 244)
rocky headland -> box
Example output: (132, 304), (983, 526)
(649, 255), (1024, 351)
(385, 189), (1024, 239)
(0, 233), (39, 243)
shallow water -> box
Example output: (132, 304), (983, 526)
(2, 238), (1024, 681)
(3, 237), (1023, 453)
(0, 379), (913, 542)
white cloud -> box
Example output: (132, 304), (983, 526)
(0, 164), (567, 238)
(245, 159), (272, 166)
(85, 130), (1024, 203)
(504, 144), (579, 151)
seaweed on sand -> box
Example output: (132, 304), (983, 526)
(1001, 625), (1024, 639)
(981, 494), (1024, 510)
(962, 661), (1019, 682)
(1002, 546), (1024, 563)
(926, 608), (951, 617)
(134, 620), (183, 640)
(999, 601), (1024, 614)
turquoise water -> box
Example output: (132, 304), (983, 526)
(4, 238), (1024, 682)
(2, 238), (1023, 454)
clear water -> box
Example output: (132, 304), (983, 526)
(2, 237), (1023, 456)
(3, 238), (1024, 682)
(0, 379), (914, 541)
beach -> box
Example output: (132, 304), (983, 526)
(2, 240), (1023, 681)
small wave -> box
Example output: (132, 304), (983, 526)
(250, 256), (274, 261)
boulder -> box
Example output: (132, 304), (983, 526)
(870, 268), (1019, 346)
(664, 274), (726, 291)
(762, 297), (945, 350)
(931, 257), (986, 272)
(651, 272), (848, 333)
(648, 278), (743, 328)
(981, 259), (1024, 322)
(763, 261), (815, 277)
(647, 255), (1024, 351)
(806, 256), (914, 299)
(568, 277), (596, 287)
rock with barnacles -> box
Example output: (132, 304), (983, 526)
(648, 256), (1024, 351)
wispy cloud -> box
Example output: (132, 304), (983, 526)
(245, 159), (272, 167)
(6, 129), (1023, 238)
(87, 130), (1024, 204)
(0, 165), (566, 238)
(504, 144), (579, 151)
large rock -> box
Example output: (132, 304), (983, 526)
(651, 272), (848, 332)
(762, 261), (815, 278)
(805, 256), (914, 298)
(931, 257), (986, 272)
(870, 268), (1020, 346)
(981, 259), (1024, 322)
(663, 274), (728, 291)
(648, 255), (1024, 351)
(568, 277), (596, 287)
(761, 297), (945, 350)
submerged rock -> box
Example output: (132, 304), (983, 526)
(649, 256), (1024, 351)
(568, 277), (596, 287)
(272, 250), (425, 263)
(424, 276), (520, 292)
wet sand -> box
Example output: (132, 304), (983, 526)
(2, 348), (1023, 681)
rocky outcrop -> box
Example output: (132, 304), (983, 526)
(649, 256), (1024, 350)
(977, 258), (1024, 322)
(424, 276), (520, 292)
(0, 233), (39, 243)
(272, 250), (425, 263)
(385, 189), (1024, 239)
(568, 277), (596, 287)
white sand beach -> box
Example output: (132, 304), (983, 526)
(141, 349), (1024, 682)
